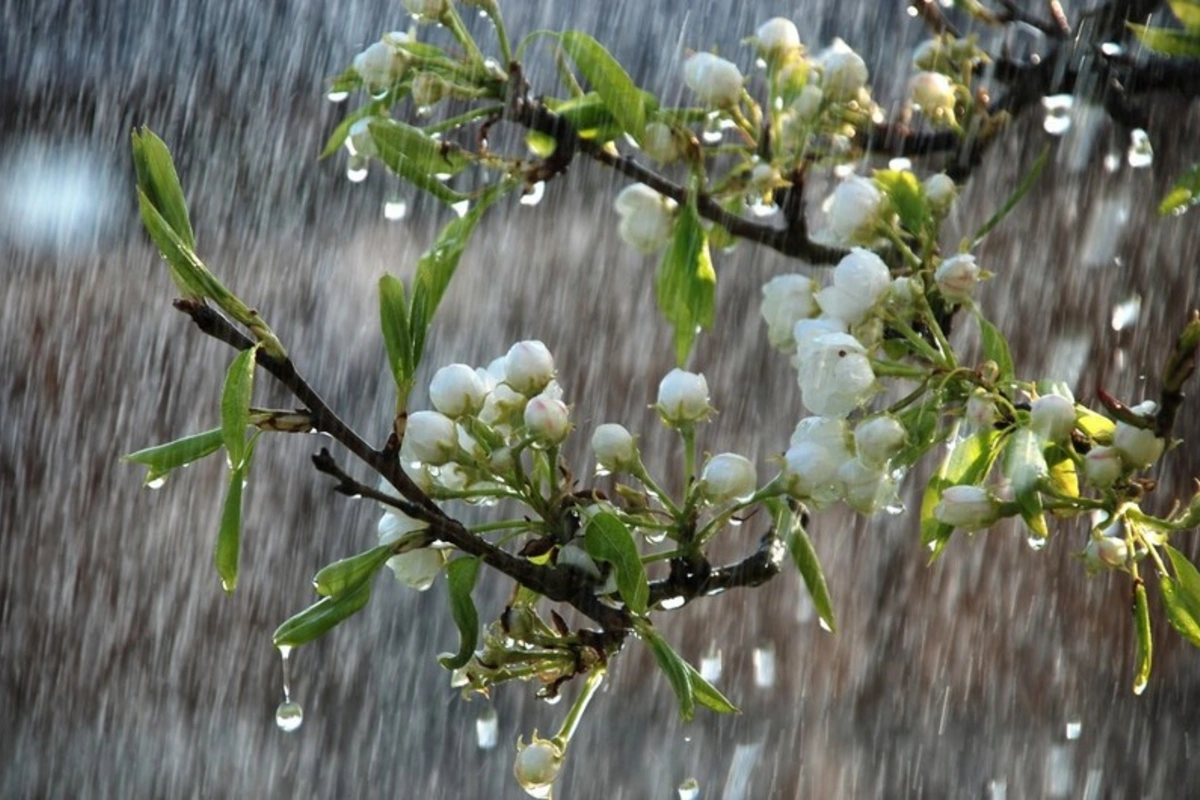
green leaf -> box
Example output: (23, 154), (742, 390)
(1003, 429), (1048, 538)
(215, 442), (255, 595)
(1045, 443), (1079, 502)
(1133, 580), (1152, 694)
(273, 578), (374, 649)
(778, 504), (836, 632)
(409, 180), (518, 368)
(379, 274), (414, 405)
(639, 624), (695, 721)
(971, 145), (1049, 248)
(1075, 405), (1115, 441)
(369, 119), (469, 206)
(1161, 577), (1200, 649)
(874, 169), (931, 237)
(920, 426), (1008, 559)
(123, 427), (225, 486)
(135, 188), (210, 300)
(545, 92), (621, 141)
(1169, 0), (1200, 30)
(313, 544), (395, 597)
(1159, 162), (1200, 216)
(131, 128), (195, 250)
(220, 345), (259, 469)
(974, 310), (1015, 384)
(1128, 23), (1200, 56)
(1165, 544), (1200, 609)
(583, 511), (649, 615)
(683, 662), (738, 714)
(319, 99), (388, 160)
(656, 200), (716, 366)
(559, 31), (647, 140)
(893, 396), (946, 470)
(368, 118), (472, 175)
(439, 556), (482, 670)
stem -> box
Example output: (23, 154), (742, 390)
(554, 665), (605, 747)
(442, 4), (488, 72)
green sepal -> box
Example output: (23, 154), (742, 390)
(312, 543), (396, 597)
(272, 578), (374, 649)
(874, 169), (931, 238)
(439, 556), (482, 670)
(583, 511), (649, 615)
(123, 427), (224, 486)
(656, 199), (716, 366)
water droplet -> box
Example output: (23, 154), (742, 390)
(888, 157), (912, 171)
(275, 700), (303, 732)
(1045, 743), (1072, 797)
(326, 90), (349, 103)
(1133, 675), (1148, 695)
(475, 706), (499, 749)
(520, 181), (546, 207)
(347, 162), (369, 183)
(593, 465), (612, 478)
(1026, 535), (1047, 551)
(678, 777), (701, 800)
(906, 4), (919, 16)
(833, 162), (855, 178)
(747, 199), (777, 218)
(540, 693), (562, 705)
(660, 595), (686, 610)
(1111, 295), (1141, 331)
(1100, 42), (1124, 56)
(1103, 152), (1121, 173)
(1127, 128), (1153, 168)
(1042, 95), (1074, 136)
(700, 647), (722, 683)
(818, 617), (833, 633)
(146, 476), (167, 490)
(451, 200), (470, 217)
(384, 200), (408, 220)
(987, 779), (1008, 800)
(1065, 719), (1082, 740)
(752, 644), (776, 688)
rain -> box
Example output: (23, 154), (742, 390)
(3, 0), (1200, 797)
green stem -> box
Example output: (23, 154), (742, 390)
(632, 460), (681, 518)
(442, 4), (488, 71)
(554, 665), (605, 747)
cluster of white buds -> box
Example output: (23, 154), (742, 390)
(1083, 402), (1164, 489)
(823, 176), (883, 245)
(613, 184), (677, 253)
(780, 414), (903, 515)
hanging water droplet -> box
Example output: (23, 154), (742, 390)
(1111, 295), (1142, 331)
(346, 157), (369, 183)
(275, 700), (303, 732)
(146, 476), (167, 490)
(384, 200), (408, 220)
(906, 4), (919, 16)
(833, 161), (855, 179)
(888, 157), (913, 171)
(660, 595), (686, 610)
(520, 181), (546, 207)
(747, 199), (777, 218)
(451, 200), (470, 217)
(1026, 535), (1047, 552)
(701, 112), (723, 144)
(1100, 42), (1124, 57)
(475, 706), (499, 749)
(1127, 128), (1153, 168)
(1133, 674), (1148, 695)
(1042, 95), (1074, 136)
(1044, 744), (1072, 797)
(752, 644), (776, 688)
(1065, 719), (1082, 740)
(326, 90), (349, 103)
(987, 779), (1008, 800)
(678, 777), (701, 800)
(700, 647), (723, 683)
(540, 693), (562, 705)
(644, 529), (667, 544)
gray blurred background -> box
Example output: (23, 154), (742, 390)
(3, 0), (1200, 797)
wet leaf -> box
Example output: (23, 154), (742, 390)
(1128, 23), (1200, 56)
(131, 128), (195, 250)
(313, 544), (395, 597)
(1161, 577), (1200, 649)
(1075, 405), (1115, 441)
(215, 446), (254, 594)
(221, 345), (259, 469)
(971, 145), (1048, 247)
(1165, 544), (1200, 611)
(1158, 162), (1200, 216)
(656, 200), (716, 366)
(368, 118), (472, 175)
(439, 556), (482, 670)
(974, 310), (1014, 384)
(559, 31), (647, 139)
(1133, 580), (1152, 694)
(684, 662), (738, 714)
(273, 578), (373, 648)
(369, 121), (469, 206)
(545, 92), (622, 141)
(319, 99), (388, 160)
(1045, 444), (1080, 504)
(584, 511), (649, 615)
(379, 274), (414, 405)
(640, 624), (695, 721)
(874, 169), (931, 237)
(779, 505), (836, 632)
(123, 427), (224, 485)
(1169, 0), (1200, 30)
(920, 426), (1008, 559)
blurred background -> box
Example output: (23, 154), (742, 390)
(3, 0), (1200, 797)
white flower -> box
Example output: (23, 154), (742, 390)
(1085, 530), (1129, 569)
(404, 0), (446, 18)
(1083, 445), (1122, 488)
(657, 369), (712, 426)
(480, 383), (526, 429)
(1113, 421), (1164, 469)
(909, 71), (955, 115)
(385, 547), (447, 591)
(922, 173), (957, 214)
(755, 18), (801, 61)
(614, 184), (677, 253)
(824, 176), (882, 244)
(781, 442), (842, 503)
(933, 485), (1001, 531)
(792, 318), (848, 366)
(790, 415), (853, 459)
(1030, 394), (1076, 443)
(837, 458), (895, 515)
(760, 274), (818, 351)
(429, 363), (487, 418)
(700, 453), (757, 504)
(402, 410), (459, 465)
(814, 247), (891, 324)
(934, 253), (980, 302)
(791, 84), (824, 121)
(854, 415), (907, 467)
(513, 734), (565, 797)
(640, 121), (680, 163)
(816, 38), (868, 102)
(591, 423), (637, 472)
(504, 340), (555, 396)
(796, 332), (876, 417)
(353, 41), (402, 89)
(683, 52), (744, 107)
(378, 509), (428, 544)
(524, 394), (571, 445)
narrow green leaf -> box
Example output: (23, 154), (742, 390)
(920, 426), (1008, 559)
(220, 346), (259, 469)
(1169, 0), (1200, 30)
(683, 662), (738, 714)
(378, 274), (413, 404)
(1133, 580), (1152, 694)
(545, 92), (620, 140)
(123, 427), (224, 485)
(778, 505), (836, 632)
(974, 310), (1015, 383)
(1159, 162), (1200, 216)
(1128, 23), (1200, 56)
(559, 31), (647, 139)
(640, 625), (695, 721)
(313, 544), (395, 597)
(215, 450), (253, 594)
(1165, 544), (1200, 609)
(273, 578), (373, 648)
(874, 168), (932, 237)
(584, 511), (649, 615)
(656, 200), (716, 366)
(971, 145), (1049, 247)
(369, 119), (469, 206)
(136, 189), (209, 300)
(131, 128), (195, 250)
(1161, 577), (1200, 649)
(439, 556), (482, 670)
(368, 118), (472, 175)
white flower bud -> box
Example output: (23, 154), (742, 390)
(1113, 421), (1164, 469)
(429, 363), (487, 418)
(909, 71), (956, 115)
(792, 318), (848, 365)
(782, 442), (842, 503)
(614, 184), (677, 253)
(402, 410), (459, 465)
(513, 734), (565, 797)
(888, 276), (919, 313)
(755, 18), (801, 61)
(353, 41), (402, 89)
(824, 176), (882, 244)
(1084, 532), (1129, 569)
(922, 173), (957, 214)
(796, 332), (877, 417)
(790, 415), (852, 459)
(700, 453), (757, 504)
(816, 38), (868, 102)
(480, 383), (527, 429)
(760, 274), (818, 352)
(683, 52), (744, 107)
(523, 395), (571, 445)
(385, 547), (447, 591)
(377, 509), (428, 543)
(837, 458), (895, 515)
(966, 389), (997, 429)
(854, 415), (907, 467)
(591, 423), (637, 472)
(504, 340), (556, 396)
(640, 121), (680, 163)
(934, 253), (980, 302)
(1030, 394), (1076, 443)
(814, 247), (891, 324)
(1083, 445), (1122, 488)
(656, 369), (712, 426)
(933, 485), (1001, 531)
(556, 540), (603, 579)
(791, 84), (824, 121)
(404, 0), (447, 18)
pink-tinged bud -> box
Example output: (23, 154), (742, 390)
(656, 369), (712, 427)
(504, 340), (555, 396)
(933, 485), (1001, 531)
(402, 410), (459, 465)
(523, 395), (571, 445)
(1083, 445), (1122, 488)
(700, 453), (758, 504)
